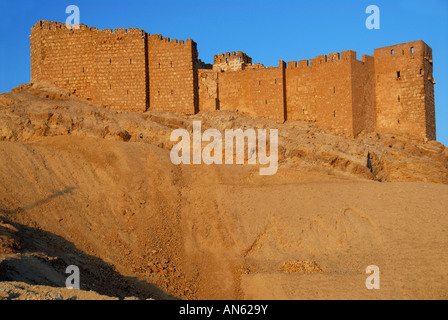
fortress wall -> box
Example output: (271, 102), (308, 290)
(30, 21), (435, 140)
(31, 21), (96, 101)
(374, 40), (434, 139)
(198, 69), (218, 111)
(94, 28), (147, 112)
(351, 55), (376, 136)
(285, 51), (355, 136)
(217, 63), (286, 122)
(147, 35), (198, 115)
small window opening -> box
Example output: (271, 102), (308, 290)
(420, 69), (423, 74)
(158, 91), (160, 96)
(130, 59), (132, 64)
(398, 95), (401, 102)
(158, 62), (161, 68)
(333, 111), (336, 117)
(82, 67), (85, 73)
(411, 47), (415, 53)
(258, 81), (261, 86)
(398, 119), (400, 124)
(109, 59), (111, 64)
(126, 90), (129, 95)
(171, 90), (173, 95)
(239, 57), (241, 62)
(170, 61), (173, 67)
(333, 87), (336, 93)
(391, 50), (395, 54)
(265, 100), (268, 105)
(397, 71), (401, 78)
(226, 58), (228, 63)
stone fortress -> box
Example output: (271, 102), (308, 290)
(30, 20), (436, 140)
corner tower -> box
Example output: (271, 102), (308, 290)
(373, 40), (436, 140)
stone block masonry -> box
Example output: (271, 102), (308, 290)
(30, 21), (436, 140)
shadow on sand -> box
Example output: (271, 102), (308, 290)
(0, 187), (176, 300)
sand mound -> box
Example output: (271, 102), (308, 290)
(0, 83), (447, 300)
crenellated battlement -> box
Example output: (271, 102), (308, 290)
(285, 50), (362, 69)
(214, 51), (252, 64)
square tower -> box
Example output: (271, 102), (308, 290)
(374, 40), (436, 140)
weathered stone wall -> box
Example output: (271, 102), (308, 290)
(31, 21), (147, 112)
(217, 62), (286, 122)
(351, 54), (376, 137)
(94, 28), (147, 112)
(30, 20), (198, 114)
(284, 51), (355, 136)
(31, 21), (96, 103)
(198, 69), (218, 112)
(147, 35), (198, 115)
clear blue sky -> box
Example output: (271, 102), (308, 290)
(0, 0), (447, 145)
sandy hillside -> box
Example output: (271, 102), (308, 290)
(0, 82), (447, 300)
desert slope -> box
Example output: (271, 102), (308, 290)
(1, 82), (447, 299)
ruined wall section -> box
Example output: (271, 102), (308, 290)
(351, 55), (376, 136)
(213, 51), (252, 72)
(94, 28), (147, 112)
(147, 35), (198, 114)
(217, 62), (286, 122)
(198, 69), (218, 111)
(31, 21), (96, 101)
(374, 40), (435, 140)
(285, 51), (356, 136)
